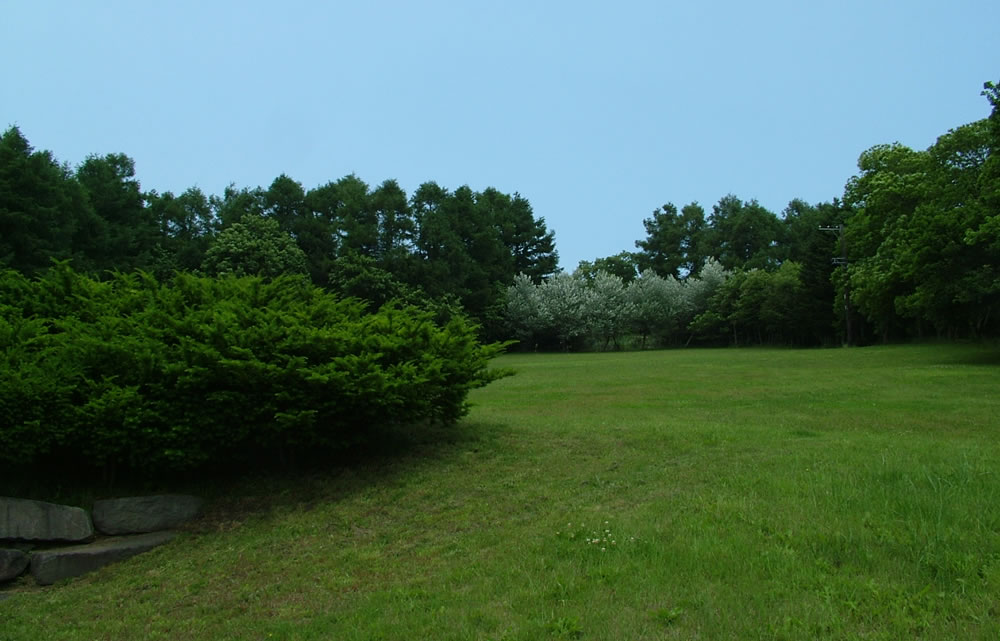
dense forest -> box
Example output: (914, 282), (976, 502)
(2, 81), (998, 349)
(0, 135), (559, 340)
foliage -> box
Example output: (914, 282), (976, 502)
(504, 261), (733, 350)
(682, 257), (729, 323)
(75, 152), (158, 273)
(705, 195), (784, 271)
(201, 214), (308, 278)
(0, 127), (92, 275)
(210, 184), (266, 229)
(624, 269), (690, 347)
(782, 199), (848, 344)
(489, 189), (559, 283)
(0, 266), (509, 475)
(537, 272), (596, 350)
(146, 187), (217, 277)
(325, 250), (450, 316)
(634, 201), (706, 277)
(629, 194), (844, 346)
(575, 251), (639, 284)
(0, 127), (559, 333)
(689, 262), (808, 345)
(843, 101), (1000, 340)
(409, 183), (559, 321)
(504, 273), (548, 347)
(586, 271), (634, 349)
(4, 78), (998, 345)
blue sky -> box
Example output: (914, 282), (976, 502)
(3, 1), (997, 270)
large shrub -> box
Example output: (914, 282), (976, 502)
(0, 265), (508, 476)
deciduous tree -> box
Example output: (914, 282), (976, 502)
(202, 214), (307, 278)
(706, 195), (783, 271)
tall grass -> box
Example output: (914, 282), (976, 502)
(2, 344), (999, 639)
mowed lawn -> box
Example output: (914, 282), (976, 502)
(3, 344), (999, 640)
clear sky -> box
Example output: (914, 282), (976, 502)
(3, 1), (997, 270)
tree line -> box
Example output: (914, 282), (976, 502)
(3, 81), (997, 349)
(0, 128), (558, 338)
(841, 83), (1000, 342)
(534, 81), (999, 348)
(532, 193), (849, 348)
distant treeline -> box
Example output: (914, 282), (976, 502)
(0, 131), (558, 338)
(2, 81), (998, 347)
(550, 80), (1000, 347)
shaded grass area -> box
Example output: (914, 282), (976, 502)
(2, 344), (1000, 639)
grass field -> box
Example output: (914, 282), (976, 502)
(2, 344), (1000, 640)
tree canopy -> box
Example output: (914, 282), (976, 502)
(3, 79), (997, 348)
(0, 132), (558, 337)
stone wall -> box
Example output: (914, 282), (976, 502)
(0, 495), (201, 587)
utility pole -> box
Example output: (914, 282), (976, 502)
(819, 224), (852, 346)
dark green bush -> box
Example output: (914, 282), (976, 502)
(0, 265), (509, 475)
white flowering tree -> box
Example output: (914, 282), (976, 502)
(539, 272), (595, 350)
(586, 271), (635, 349)
(626, 270), (668, 347)
(624, 270), (692, 347)
(504, 259), (734, 350)
(685, 258), (729, 317)
(505, 273), (547, 346)
(505, 271), (593, 350)
(680, 258), (732, 344)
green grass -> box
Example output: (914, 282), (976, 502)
(3, 344), (1000, 640)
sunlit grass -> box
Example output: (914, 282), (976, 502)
(2, 343), (999, 639)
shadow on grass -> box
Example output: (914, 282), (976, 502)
(187, 418), (512, 530)
(933, 343), (1000, 366)
(0, 418), (513, 534)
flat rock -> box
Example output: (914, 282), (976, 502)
(0, 549), (29, 582)
(0, 497), (94, 542)
(30, 531), (176, 586)
(92, 495), (202, 535)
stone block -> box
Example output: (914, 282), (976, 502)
(0, 497), (94, 542)
(0, 549), (29, 582)
(92, 495), (202, 535)
(30, 531), (176, 585)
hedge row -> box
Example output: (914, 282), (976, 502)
(0, 265), (509, 475)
